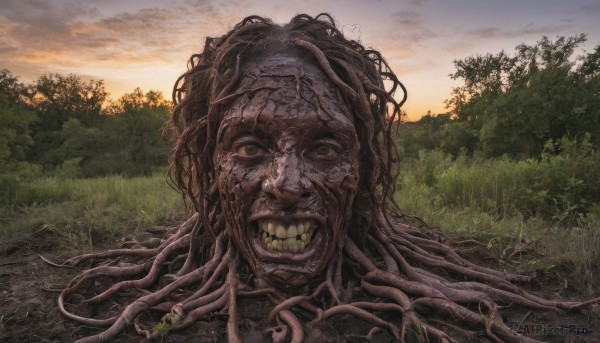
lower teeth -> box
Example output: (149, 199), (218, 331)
(263, 231), (313, 252)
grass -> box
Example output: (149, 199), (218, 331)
(1, 151), (598, 294)
(395, 150), (600, 294)
(0, 172), (187, 250)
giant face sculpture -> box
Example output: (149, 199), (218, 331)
(214, 55), (360, 288)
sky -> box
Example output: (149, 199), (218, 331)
(1, 0), (599, 121)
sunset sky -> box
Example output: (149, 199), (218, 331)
(2, 0), (599, 121)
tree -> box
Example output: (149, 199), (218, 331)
(28, 73), (108, 170)
(0, 69), (29, 104)
(0, 71), (39, 206)
(446, 34), (597, 158)
(50, 118), (106, 177)
(572, 44), (600, 142)
(82, 88), (171, 175)
(439, 121), (478, 156)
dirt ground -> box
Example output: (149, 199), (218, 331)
(1, 228), (599, 343)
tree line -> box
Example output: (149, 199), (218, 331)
(400, 34), (599, 159)
(1, 71), (171, 206)
(397, 34), (599, 223)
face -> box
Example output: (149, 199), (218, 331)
(213, 55), (360, 288)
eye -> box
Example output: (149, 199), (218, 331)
(237, 144), (263, 156)
(315, 144), (331, 156)
(308, 142), (339, 160)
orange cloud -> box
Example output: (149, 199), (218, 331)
(15, 50), (68, 63)
(69, 23), (100, 35)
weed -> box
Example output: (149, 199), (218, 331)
(0, 172), (186, 248)
(396, 148), (600, 294)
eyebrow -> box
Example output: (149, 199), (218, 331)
(221, 118), (356, 143)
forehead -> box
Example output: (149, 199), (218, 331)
(218, 55), (355, 132)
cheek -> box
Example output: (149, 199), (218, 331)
(216, 153), (266, 203)
(310, 161), (358, 215)
(322, 159), (359, 195)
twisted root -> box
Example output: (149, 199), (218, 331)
(52, 211), (599, 342)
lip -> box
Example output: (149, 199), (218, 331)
(248, 212), (326, 263)
(249, 212), (325, 227)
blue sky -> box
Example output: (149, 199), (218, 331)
(2, 0), (599, 120)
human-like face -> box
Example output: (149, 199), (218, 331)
(214, 55), (359, 288)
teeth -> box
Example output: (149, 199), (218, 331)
(275, 225), (286, 239)
(297, 223), (304, 235)
(257, 220), (316, 253)
(267, 222), (275, 236)
(287, 225), (297, 238)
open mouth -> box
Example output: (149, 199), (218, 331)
(257, 220), (316, 253)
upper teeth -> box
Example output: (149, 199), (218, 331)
(258, 220), (315, 253)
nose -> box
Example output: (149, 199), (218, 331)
(262, 151), (312, 209)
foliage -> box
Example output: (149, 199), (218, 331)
(1, 70), (172, 180)
(29, 73), (107, 128)
(94, 88), (171, 176)
(395, 146), (600, 291)
(0, 70), (41, 208)
(0, 69), (175, 218)
(27, 73), (108, 170)
(404, 35), (599, 160)
(49, 88), (171, 177)
(0, 69), (28, 102)
(398, 136), (599, 224)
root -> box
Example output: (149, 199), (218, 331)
(279, 310), (304, 343)
(226, 249), (241, 343)
(57, 210), (599, 342)
(322, 304), (400, 341)
(293, 38), (358, 99)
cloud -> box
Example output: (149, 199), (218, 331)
(465, 23), (572, 40)
(0, 0), (240, 82)
(1, 0), (101, 24)
(573, 3), (600, 15)
(408, 0), (428, 7)
(392, 10), (423, 27)
(366, 9), (438, 60)
(14, 50), (69, 63)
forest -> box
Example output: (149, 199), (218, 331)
(1, 34), (599, 290)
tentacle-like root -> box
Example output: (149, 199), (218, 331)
(54, 211), (599, 342)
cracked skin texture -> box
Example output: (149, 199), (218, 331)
(214, 55), (359, 288)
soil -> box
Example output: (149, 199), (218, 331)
(1, 228), (599, 343)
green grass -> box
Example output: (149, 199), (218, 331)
(0, 172), (186, 250)
(395, 150), (600, 294)
(2, 150), (598, 294)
